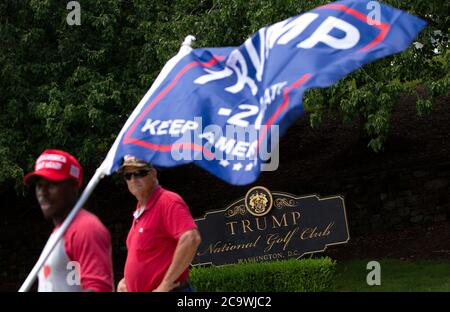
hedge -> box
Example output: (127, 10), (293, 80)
(190, 257), (336, 292)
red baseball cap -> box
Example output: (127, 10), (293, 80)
(23, 149), (83, 187)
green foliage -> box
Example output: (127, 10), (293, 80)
(190, 257), (336, 291)
(0, 0), (448, 188)
(333, 260), (450, 292)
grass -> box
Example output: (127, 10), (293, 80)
(332, 259), (450, 292)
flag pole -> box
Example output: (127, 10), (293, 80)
(18, 36), (196, 292)
(98, 35), (195, 174)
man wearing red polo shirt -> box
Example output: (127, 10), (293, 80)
(116, 155), (201, 292)
(24, 149), (114, 292)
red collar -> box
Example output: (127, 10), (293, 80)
(132, 186), (162, 219)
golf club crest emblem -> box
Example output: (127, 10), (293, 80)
(244, 186), (273, 217)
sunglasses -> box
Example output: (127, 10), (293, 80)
(123, 170), (150, 180)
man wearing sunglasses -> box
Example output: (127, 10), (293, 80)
(116, 155), (201, 292)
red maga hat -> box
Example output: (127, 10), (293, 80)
(23, 149), (83, 187)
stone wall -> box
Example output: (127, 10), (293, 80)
(309, 161), (450, 236)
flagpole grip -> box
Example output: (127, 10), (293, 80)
(18, 168), (105, 292)
(182, 35), (196, 47)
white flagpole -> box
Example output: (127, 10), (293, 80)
(18, 36), (195, 292)
(100, 35), (195, 174)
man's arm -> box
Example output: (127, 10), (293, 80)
(68, 222), (114, 292)
(153, 228), (201, 292)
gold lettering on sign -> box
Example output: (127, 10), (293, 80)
(227, 212), (301, 235)
(265, 228), (299, 252)
(197, 236), (261, 256)
(225, 221), (238, 235)
(287, 250), (303, 257)
(300, 222), (334, 240)
(271, 214), (288, 228)
(237, 252), (284, 263)
(242, 220), (253, 233)
(256, 217), (267, 231)
(291, 211), (301, 225)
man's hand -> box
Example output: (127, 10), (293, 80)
(154, 229), (200, 292)
(117, 278), (128, 292)
(153, 280), (180, 292)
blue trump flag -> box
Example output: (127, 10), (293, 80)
(100, 0), (426, 185)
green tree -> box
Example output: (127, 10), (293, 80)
(0, 0), (448, 189)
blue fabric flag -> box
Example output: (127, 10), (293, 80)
(101, 0), (426, 185)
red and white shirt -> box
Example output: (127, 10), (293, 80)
(124, 186), (197, 292)
(38, 209), (114, 292)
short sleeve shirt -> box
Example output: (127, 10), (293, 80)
(124, 186), (197, 292)
(38, 209), (114, 292)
